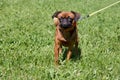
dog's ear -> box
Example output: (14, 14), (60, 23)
(52, 11), (62, 18)
(71, 11), (80, 22)
(53, 17), (59, 26)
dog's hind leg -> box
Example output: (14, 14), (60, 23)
(75, 40), (80, 59)
(66, 47), (72, 60)
(75, 41), (78, 53)
(59, 45), (62, 54)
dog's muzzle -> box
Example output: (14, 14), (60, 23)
(60, 23), (72, 29)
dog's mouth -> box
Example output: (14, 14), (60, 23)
(60, 24), (72, 29)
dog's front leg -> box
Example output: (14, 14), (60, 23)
(54, 43), (60, 65)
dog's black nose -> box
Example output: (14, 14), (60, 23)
(60, 23), (71, 29)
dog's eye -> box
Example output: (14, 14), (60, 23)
(68, 17), (73, 22)
(59, 18), (62, 22)
(59, 17), (64, 22)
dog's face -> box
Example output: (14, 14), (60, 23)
(52, 11), (80, 29)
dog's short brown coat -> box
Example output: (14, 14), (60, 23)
(52, 11), (80, 65)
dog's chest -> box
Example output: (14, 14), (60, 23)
(58, 30), (76, 44)
(63, 31), (72, 40)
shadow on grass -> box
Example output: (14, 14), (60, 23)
(62, 47), (82, 61)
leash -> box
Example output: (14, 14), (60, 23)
(79, 0), (120, 20)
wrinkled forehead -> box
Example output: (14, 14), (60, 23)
(58, 12), (75, 19)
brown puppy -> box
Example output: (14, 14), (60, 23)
(52, 11), (80, 65)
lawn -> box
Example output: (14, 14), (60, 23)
(0, 0), (120, 80)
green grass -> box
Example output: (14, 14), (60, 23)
(0, 0), (120, 80)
